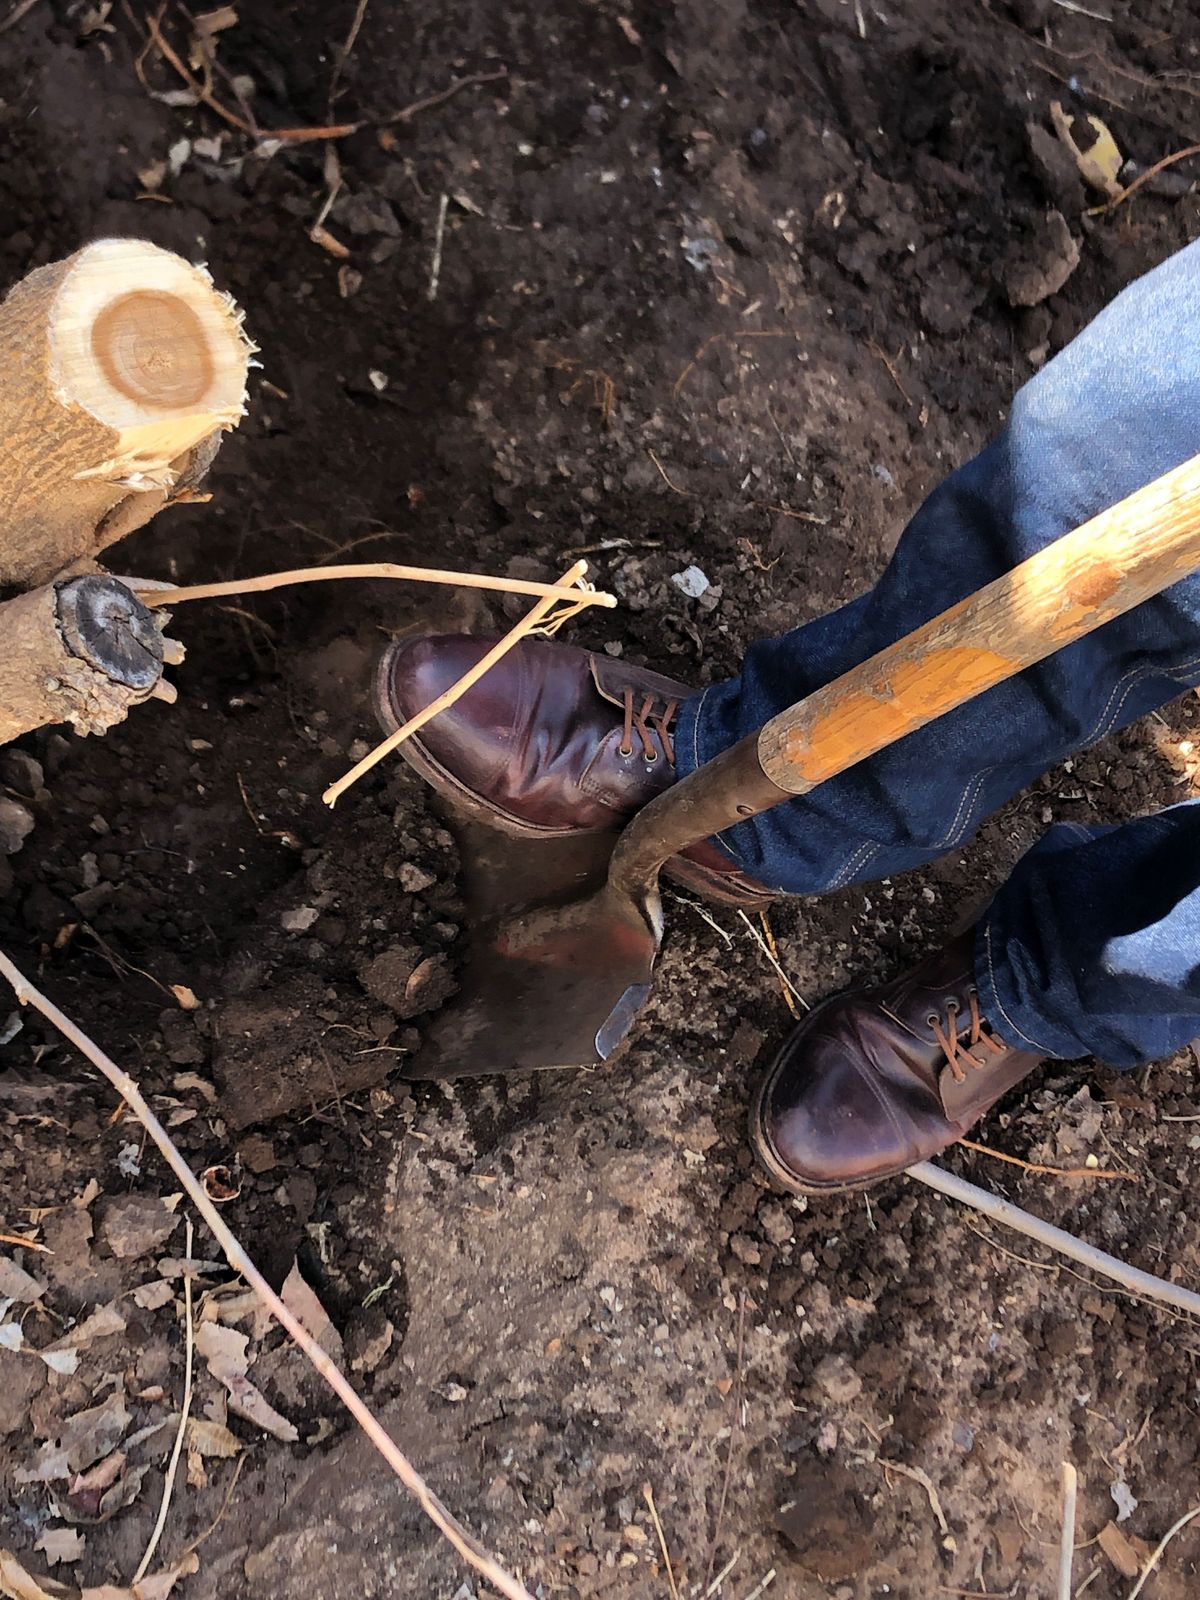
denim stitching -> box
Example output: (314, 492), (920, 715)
(1082, 652), (1200, 745)
(981, 918), (1054, 1053)
(829, 839), (881, 892)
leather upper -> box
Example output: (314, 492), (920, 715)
(758, 933), (1043, 1188)
(377, 634), (686, 833)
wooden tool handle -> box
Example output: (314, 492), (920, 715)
(759, 452), (1200, 792)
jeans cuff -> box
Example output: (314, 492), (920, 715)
(973, 915), (1063, 1058)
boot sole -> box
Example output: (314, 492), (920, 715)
(748, 991), (916, 1197)
(374, 640), (778, 912)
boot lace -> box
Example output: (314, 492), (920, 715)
(619, 686), (679, 765)
(927, 987), (1007, 1083)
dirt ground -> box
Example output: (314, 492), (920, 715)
(3, 0), (1200, 1596)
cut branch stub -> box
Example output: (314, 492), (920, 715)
(0, 576), (172, 744)
(0, 238), (252, 588)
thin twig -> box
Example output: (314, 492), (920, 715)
(910, 1161), (1200, 1317)
(705, 1291), (747, 1585)
(326, 0), (369, 114)
(758, 909), (801, 1020)
(1088, 142), (1200, 216)
(704, 1551), (741, 1596)
(379, 68), (507, 127)
(0, 1230), (48, 1253)
(740, 1571), (776, 1600)
(0, 0), (41, 33)
(133, 1217), (195, 1583)
(427, 192), (449, 302)
(647, 449), (691, 496)
(957, 1137), (1136, 1182)
(736, 910), (809, 1012)
(1126, 1503), (1200, 1598)
(134, 561), (616, 611)
(1058, 1463), (1078, 1600)
(0, 950), (536, 1600)
(323, 560), (596, 806)
(874, 1457), (949, 1537)
(643, 1482), (681, 1600)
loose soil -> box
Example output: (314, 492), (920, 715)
(2, 2), (1200, 1597)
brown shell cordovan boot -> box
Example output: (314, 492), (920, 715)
(751, 931), (1044, 1193)
(374, 633), (776, 909)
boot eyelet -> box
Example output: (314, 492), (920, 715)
(644, 750), (658, 765)
(925, 1012), (939, 1028)
(945, 998), (960, 1016)
(618, 744), (634, 759)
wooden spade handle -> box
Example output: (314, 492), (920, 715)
(609, 451), (1200, 898)
(758, 451), (1200, 792)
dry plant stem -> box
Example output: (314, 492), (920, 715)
(0, 949), (536, 1600)
(956, 1137), (1135, 1182)
(1058, 1463), (1078, 1600)
(135, 560), (616, 611)
(910, 1161), (1200, 1316)
(1127, 1504), (1200, 1599)
(133, 1217), (194, 1583)
(1089, 143), (1200, 215)
(0, 239), (249, 588)
(643, 1483), (681, 1600)
(323, 560), (594, 807)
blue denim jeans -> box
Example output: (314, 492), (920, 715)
(676, 239), (1200, 1067)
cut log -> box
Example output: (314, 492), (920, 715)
(0, 238), (251, 589)
(0, 576), (172, 743)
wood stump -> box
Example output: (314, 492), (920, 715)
(0, 238), (251, 742)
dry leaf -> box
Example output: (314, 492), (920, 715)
(0, 1549), (70, 1599)
(186, 1448), (207, 1491)
(132, 1282), (174, 1312)
(1097, 1518), (1151, 1578)
(281, 1261), (344, 1367)
(81, 1551), (198, 1600)
(47, 1302), (125, 1354)
(33, 1530), (84, 1568)
(1050, 101), (1123, 199)
(195, 1323), (297, 1443)
(0, 1257), (45, 1303)
(18, 1392), (130, 1484)
(169, 985), (200, 1012)
(185, 1418), (241, 1458)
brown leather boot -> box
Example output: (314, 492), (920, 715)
(750, 931), (1043, 1192)
(374, 633), (776, 908)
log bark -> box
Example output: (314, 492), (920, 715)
(0, 238), (251, 589)
(0, 576), (170, 743)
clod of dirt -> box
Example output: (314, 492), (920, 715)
(1004, 210), (1080, 308)
(0, 796), (34, 856)
(777, 1458), (876, 1582)
(0, 1348), (45, 1435)
(95, 1195), (181, 1261)
(359, 943), (422, 1010)
(809, 1353), (864, 1405)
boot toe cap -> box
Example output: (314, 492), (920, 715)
(754, 1019), (920, 1191)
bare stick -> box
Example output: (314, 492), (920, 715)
(0, 949), (536, 1600)
(1089, 142), (1200, 216)
(643, 1482), (681, 1600)
(956, 1137), (1135, 1183)
(132, 559), (616, 611)
(909, 1161), (1200, 1317)
(427, 192), (449, 302)
(323, 559), (592, 807)
(133, 1217), (194, 1583)
(1058, 1463), (1077, 1600)
(1127, 1504), (1200, 1599)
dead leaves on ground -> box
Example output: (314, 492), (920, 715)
(0, 1548), (198, 1600)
